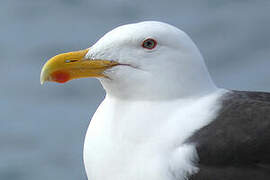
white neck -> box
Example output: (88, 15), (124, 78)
(84, 88), (227, 180)
(99, 57), (217, 101)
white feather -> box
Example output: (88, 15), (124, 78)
(83, 21), (226, 180)
(84, 89), (226, 180)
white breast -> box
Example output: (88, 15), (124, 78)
(83, 89), (226, 180)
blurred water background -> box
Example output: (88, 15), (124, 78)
(0, 0), (270, 179)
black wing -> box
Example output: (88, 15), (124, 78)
(188, 90), (270, 180)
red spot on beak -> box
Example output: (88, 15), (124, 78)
(51, 71), (70, 83)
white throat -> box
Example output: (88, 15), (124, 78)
(99, 56), (217, 101)
(83, 89), (227, 180)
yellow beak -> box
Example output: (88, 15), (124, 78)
(40, 49), (119, 84)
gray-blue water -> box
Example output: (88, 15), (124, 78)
(1, 1), (270, 179)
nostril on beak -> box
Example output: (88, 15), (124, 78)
(65, 60), (78, 63)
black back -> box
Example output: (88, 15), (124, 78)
(188, 91), (270, 180)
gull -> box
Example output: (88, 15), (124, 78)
(40, 21), (270, 180)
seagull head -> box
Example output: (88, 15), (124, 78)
(41, 21), (216, 100)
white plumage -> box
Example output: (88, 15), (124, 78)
(82, 21), (227, 180)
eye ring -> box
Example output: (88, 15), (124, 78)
(142, 38), (157, 50)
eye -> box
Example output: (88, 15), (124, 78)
(142, 38), (157, 49)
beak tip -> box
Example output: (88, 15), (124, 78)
(40, 68), (47, 85)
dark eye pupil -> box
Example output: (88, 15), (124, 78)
(146, 41), (153, 47)
(142, 39), (157, 49)
(144, 40), (154, 48)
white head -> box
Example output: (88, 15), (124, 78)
(86, 21), (216, 100)
(41, 21), (217, 100)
